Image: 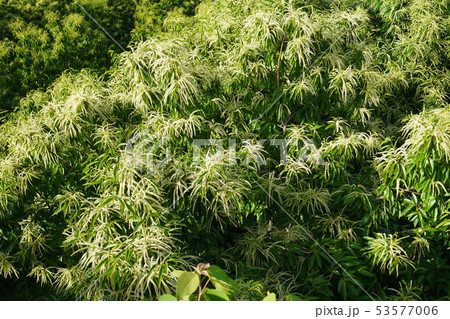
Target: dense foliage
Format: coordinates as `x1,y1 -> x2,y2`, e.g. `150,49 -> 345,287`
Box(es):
0,0 -> 449,300
0,0 -> 198,111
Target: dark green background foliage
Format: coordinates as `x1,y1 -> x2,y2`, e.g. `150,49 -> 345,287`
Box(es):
0,0 -> 199,112
0,0 -> 449,300
132,0 -> 200,38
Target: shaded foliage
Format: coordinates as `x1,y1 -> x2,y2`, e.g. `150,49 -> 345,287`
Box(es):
0,0 -> 449,300
0,0 -> 200,112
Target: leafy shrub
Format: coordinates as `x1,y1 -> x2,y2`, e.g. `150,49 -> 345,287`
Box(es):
0,0 -> 449,300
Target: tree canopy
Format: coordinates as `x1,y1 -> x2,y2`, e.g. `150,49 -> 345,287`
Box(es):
0,0 -> 198,112
0,0 -> 449,300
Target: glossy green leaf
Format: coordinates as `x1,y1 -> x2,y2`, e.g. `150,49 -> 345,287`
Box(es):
203,289 -> 230,301
176,272 -> 200,301
172,270 -> 184,278
262,292 -> 276,301
159,294 -> 177,301
207,265 -> 238,297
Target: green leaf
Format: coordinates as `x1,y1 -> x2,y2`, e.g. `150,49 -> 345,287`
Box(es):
207,265 -> 238,297
285,294 -> 302,301
176,271 -> 200,301
437,219 -> 450,229
172,270 -> 184,278
159,294 -> 177,301
262,292 -> 276,301
338,278 -> 347,300
358,268 -> 375,277
203,289 -> 230,301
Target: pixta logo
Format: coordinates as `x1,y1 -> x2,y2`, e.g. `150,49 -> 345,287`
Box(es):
126,134 -> 323,171
125,130 -> 172,174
